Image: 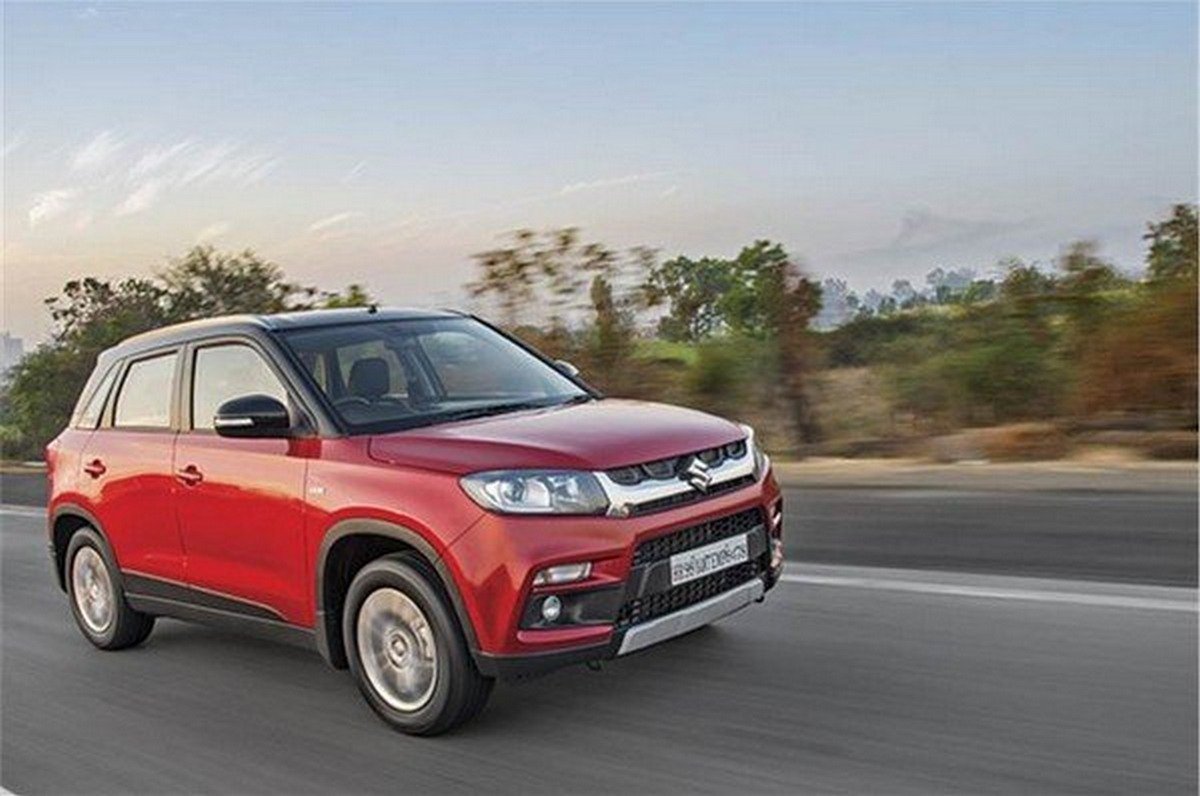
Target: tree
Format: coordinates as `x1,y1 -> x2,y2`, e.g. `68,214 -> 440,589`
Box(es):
160,247 -> 318,318
925,267 -> 975,304
468,228 -> 625,329
642,255 -> 732,341
1074,206 -> 1198,415
1,246 -> 372,458
1054,241 -> 1129,358
322,283 -> 373,308
1144,203 -> 1198,283
890,279 -> 921,309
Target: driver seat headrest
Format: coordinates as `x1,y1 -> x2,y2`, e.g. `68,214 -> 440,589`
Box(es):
348,357 -> 390,399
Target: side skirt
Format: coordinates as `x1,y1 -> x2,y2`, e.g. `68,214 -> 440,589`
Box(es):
123,574 -> 315,650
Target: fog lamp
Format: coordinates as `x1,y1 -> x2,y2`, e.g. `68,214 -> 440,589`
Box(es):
533,562 -> 592,586
770,539 -> 784,570
541,595 -> 563,623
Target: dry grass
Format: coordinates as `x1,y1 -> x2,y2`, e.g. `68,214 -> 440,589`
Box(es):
975,423 -> 1071,461
809,367 -> 898,441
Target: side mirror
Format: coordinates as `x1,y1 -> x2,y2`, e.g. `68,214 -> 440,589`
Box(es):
213,394 -> 292,438
553,359 -> 580,379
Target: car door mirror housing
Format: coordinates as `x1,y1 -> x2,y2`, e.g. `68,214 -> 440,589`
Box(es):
213,394 -> 292,438
553,359 -> 580,379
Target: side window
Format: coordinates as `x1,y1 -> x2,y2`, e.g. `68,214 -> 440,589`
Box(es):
73,363 -> 120,429
113,352 -> 178,429
192,344 -> 288,430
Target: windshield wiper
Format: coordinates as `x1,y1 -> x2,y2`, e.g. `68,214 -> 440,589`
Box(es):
556,393 -> 595,406
422,395 -> 591,426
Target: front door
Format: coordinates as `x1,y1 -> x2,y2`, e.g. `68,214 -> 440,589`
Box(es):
172,341 -> 309,624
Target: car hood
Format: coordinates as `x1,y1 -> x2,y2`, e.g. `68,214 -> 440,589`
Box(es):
367,398 -> 744,474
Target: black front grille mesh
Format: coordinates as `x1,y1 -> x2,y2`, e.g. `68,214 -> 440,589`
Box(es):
628,475 -> 756,516
617,560 -> 763,628
632,506 -> 763,567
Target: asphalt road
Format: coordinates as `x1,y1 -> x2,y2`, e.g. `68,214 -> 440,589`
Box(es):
2,498 -> 1197,794
789,485 -> 1198,587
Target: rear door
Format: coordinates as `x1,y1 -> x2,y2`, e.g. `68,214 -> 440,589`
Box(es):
172,339 -> 309,624
78,349 -> 187,584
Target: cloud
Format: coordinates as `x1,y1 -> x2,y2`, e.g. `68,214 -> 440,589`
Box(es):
28,189 -> 80,228
559,171 -> 668,195
130,140 -> 195,180
104,138 -> 278,217
342,160 -> 367,183
196,221 -> 231,243
126,139 -> 277,189
2,132 -> 26,159
115,180 -> 163,216
309,212 -> 359,233
660,185 -> 679,198
71,130 -> 124,172
76,6 -> 100,20
74,211 -> 94,232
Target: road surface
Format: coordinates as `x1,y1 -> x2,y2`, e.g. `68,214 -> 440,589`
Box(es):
2,492 -> 1196,794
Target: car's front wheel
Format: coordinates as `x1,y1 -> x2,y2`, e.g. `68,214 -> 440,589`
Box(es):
65,527 -> 155,650
343,554 -> 493,735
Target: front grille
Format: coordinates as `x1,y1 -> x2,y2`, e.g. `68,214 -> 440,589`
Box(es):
632,506 -> 763,567
616,507 -> 767,628
616,560 -> 763,628
605,440 -> 747,486
627,475 -> 756,516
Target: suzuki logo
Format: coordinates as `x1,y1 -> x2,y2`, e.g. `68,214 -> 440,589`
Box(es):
684,457 -> 713,492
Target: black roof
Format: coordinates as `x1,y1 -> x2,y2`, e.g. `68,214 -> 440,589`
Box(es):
108,307 -> 465,359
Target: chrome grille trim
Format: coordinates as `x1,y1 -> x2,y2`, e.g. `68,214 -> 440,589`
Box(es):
594,440 -> 756,517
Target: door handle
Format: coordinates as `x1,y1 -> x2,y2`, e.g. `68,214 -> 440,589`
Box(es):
176,465 -> 204,486
83,459 -> 106,478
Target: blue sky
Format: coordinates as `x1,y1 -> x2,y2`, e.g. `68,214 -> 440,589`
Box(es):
3,1 -> 1196,341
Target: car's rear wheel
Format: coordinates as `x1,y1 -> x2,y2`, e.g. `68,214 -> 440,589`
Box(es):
343,554 -> 493,735
65,527 -> 155,650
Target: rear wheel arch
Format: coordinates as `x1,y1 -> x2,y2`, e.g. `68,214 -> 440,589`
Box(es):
50,504 -> 107,591
314,518 -> 480,670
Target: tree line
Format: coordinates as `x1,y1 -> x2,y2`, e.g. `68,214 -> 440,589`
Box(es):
0,248 -> 370,457
0,204 -> 1194,459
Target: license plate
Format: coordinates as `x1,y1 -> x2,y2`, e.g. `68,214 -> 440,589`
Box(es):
669,533 -> 749,586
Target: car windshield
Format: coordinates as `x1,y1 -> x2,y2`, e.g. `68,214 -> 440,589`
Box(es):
279,317 -> 589,433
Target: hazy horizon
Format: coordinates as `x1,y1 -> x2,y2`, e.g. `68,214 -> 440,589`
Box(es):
3,1 -> 1196,342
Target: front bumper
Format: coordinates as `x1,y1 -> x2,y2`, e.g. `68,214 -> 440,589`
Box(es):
617,577 -> 763,655
459,474 -> 783,679
475,575 -> 768,678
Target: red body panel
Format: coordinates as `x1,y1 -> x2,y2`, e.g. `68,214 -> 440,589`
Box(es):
71,430 -> 187,583
50,385 -> 779,660
367,398 -> 744,473
172,434 -> 310,623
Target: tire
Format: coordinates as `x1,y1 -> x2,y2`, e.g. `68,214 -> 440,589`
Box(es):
65,527 -> 155,650
343,553 -> 493,736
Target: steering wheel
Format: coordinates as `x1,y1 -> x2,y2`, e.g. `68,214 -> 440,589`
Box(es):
333,396 -> 371,411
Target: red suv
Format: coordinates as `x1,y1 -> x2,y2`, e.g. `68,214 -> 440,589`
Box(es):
46,309 -> 783,734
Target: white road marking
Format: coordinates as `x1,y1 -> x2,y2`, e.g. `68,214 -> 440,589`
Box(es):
4,504 -> 1194,613
0,505 -> 47,519
780,572 -> 1198,613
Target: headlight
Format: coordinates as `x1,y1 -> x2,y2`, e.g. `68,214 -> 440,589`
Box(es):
460,470 -> 610,515
740,424 -> 770,481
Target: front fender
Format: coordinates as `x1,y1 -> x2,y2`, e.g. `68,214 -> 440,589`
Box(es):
312,516 -> 484,669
